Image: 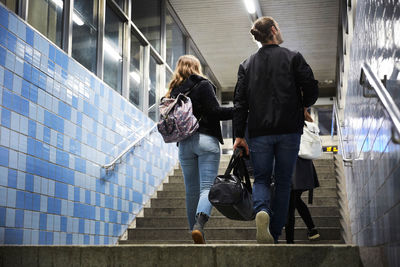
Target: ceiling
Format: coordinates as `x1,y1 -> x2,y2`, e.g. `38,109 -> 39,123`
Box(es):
169,0 -> 339,99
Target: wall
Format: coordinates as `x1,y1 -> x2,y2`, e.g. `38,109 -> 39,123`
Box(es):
0,4 -> 178,245
343,0 -> 400,265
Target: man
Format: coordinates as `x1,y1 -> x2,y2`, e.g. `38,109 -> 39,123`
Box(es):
233,16 -> 318,243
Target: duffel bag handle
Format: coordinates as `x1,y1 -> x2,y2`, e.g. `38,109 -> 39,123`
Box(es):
224,147 -> 246,176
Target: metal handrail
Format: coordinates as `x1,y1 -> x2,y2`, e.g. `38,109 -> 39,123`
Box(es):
360,62 -> 400,144
333,99 -> 354,166
103,124 -> 158,172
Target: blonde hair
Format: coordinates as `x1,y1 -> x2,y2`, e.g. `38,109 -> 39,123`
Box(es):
166,55 -> 203,97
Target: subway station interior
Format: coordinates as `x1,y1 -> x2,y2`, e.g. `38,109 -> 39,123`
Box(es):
0,0 -> 399,266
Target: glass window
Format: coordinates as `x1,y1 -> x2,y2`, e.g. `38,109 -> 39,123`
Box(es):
188,43 -> 197,57
0,0 -> 18,12
166,9 -> 185,70
148,56 -> 158,121
28,0 -> 63,47
188,43 -> 206,74
72,0 -> 98,73
165,69 -> 172,97
131,0 -> 161,53
129,33 -> 143,109
103,4 -> 123,93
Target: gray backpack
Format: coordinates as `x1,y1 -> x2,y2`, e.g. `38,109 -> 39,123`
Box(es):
157,83 -> 200,143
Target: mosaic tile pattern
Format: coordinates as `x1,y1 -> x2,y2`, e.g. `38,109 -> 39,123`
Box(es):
344,0 -> 400,265
0,4 -> 178,245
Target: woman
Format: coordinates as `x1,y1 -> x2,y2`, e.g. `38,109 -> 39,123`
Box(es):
285,112 -> 320,244
166,55 -> 233,244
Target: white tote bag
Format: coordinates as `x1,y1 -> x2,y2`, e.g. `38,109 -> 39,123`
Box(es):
298,121 -> 322,160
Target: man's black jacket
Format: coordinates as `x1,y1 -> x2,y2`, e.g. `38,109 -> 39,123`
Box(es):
170,75 -> 233,144
233,44 -> 319,138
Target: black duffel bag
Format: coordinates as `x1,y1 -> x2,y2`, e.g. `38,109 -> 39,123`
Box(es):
208,148 -> 255,221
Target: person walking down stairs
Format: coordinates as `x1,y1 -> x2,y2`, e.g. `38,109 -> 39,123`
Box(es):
165,55 -> 234,244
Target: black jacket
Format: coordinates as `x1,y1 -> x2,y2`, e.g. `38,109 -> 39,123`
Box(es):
170,75 -> 233,144
292,158 -> 319,191
233,44 -> 319,138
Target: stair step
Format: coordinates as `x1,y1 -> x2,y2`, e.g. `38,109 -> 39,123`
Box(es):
2,244 -> 360,266
215,161 -> 335,170
135,216 -> 340,228
163,182 -> 337,195
219,153 -> 334,161
143,206 -> 340,217
128,227 -> 341,241
157,187 -> 338,197
171,170 -> 336,180
150,196 -> 338,208
119,239 -> 344,244
167,176 -> 338,188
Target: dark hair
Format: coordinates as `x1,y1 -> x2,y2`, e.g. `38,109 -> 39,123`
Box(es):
250,16 -> 276,43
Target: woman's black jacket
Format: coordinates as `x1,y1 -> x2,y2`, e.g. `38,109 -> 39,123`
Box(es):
170,75 -> 233,144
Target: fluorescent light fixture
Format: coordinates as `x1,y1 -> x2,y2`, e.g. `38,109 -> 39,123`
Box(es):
72,13 -> 84,26
104,39 -> 122,61
244,0 -> 256,14
51,0 -> 63,8
130,71 -> 141,84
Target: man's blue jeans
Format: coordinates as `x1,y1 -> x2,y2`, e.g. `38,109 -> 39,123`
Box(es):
178,133 -> 220,230
249,133 -> 301,241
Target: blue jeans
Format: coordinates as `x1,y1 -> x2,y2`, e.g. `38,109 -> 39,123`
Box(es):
178,133 -> 220,230
249,133 -> 301,241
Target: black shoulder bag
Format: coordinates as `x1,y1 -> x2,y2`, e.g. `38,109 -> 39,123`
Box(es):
208,148 -> 255,221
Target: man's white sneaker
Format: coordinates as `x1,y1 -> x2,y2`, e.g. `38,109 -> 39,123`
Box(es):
255,211 -> 274,244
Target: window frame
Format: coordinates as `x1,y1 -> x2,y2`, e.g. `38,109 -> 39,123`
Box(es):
13,0 -> 220,119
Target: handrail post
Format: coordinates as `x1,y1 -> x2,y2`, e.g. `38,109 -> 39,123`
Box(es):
333,99 -> 354,167
360,62 -> 400,146
102,124 -> 158,172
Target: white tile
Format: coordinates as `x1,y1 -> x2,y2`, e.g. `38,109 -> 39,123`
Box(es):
16,171 -> 25,190
8,149 -> 17,169
31,230 -> 39,244
40,195 -> 47,212
1,126 -> 11,147
6,208 -> 15,227
11,111 -> 20,132
24,210 -> 32,229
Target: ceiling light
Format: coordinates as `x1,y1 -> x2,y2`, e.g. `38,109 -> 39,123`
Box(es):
244,0 -> 256,14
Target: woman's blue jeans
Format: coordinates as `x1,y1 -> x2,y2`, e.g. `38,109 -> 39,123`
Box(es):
178,133 -> 220,230
249,133 -> 301,241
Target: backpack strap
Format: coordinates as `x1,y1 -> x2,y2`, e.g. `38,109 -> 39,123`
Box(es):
183,80 -> 203,97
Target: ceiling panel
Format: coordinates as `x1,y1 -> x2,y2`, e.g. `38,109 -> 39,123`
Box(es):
169,0 -> 339,95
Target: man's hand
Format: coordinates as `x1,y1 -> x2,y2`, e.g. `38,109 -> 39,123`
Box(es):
233,137 -> 249,156
304,108 -> 313,122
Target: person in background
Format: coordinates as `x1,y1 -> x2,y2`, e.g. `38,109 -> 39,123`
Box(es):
285,111 -> 321,243
166,55 -> 234,244
233,16 -> 319,243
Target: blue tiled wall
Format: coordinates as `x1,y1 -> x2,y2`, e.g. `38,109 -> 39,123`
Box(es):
344,0 -> 400,265
0,4 -> 178,245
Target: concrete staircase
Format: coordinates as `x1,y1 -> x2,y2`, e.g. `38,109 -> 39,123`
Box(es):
0,152 -> 362,267
121,153 -> 343,244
